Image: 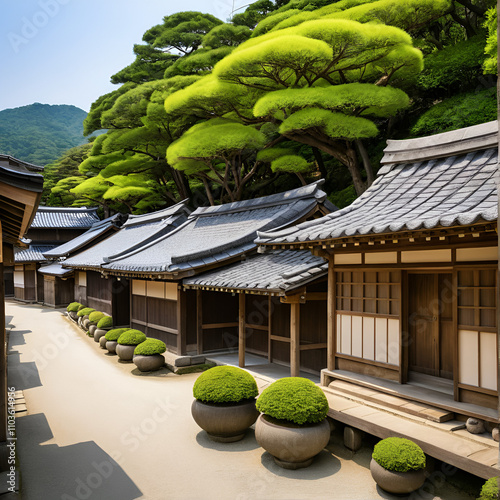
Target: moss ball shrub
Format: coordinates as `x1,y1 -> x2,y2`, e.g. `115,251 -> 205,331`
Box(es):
193,366 -> 258,404
105,328 -> 129,342
372,437 -> 426,473
256,377 -> 328,425
89,311 -> 105,324
134,338 -> 166,356
478,477 -> 500,500
67,302 -> 82,312
117,329 -> 146,346
77,307 -> 95,317
77,304 -> 86,311
97,316 -> 113,329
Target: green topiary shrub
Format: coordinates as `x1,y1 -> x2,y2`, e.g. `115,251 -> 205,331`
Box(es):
478,477 -> 500,500
77,307 -> 95,317
67,302 -> 82,312
134,338 -> 167,356
105,328 -> 129,341
117,329 -> 146,346
193,366 -> 258,404
77,304 -> 86,311
256,377 -> 328,425
372,437 -> 426,473
88,311 -> 105,324
97,316 -> 113,329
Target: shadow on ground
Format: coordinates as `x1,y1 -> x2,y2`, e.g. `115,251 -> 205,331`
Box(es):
17,413 -> 142,500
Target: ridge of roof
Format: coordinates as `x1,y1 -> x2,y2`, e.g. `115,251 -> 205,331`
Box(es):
190,180 -> 326,218
381,121 -> 498,167
36,206 -> 99,213
123,200 -> 191,227
0,154 -> 44,172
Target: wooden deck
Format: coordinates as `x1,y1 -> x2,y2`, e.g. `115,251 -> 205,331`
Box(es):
321,372 -> 499,479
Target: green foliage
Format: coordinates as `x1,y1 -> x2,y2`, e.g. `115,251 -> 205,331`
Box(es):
478,477 -> 500,500
280,109 -> 379,140
66,302 -> 82,312
410,88 -> 497,137
256,377 -> 329,425
483,8 -> 497,74
418,35 -> 487,94
134,338 -> 167,356
88,311 -> 105,324
271,155 -> 310,173
232,0 -> 277,28
202,24 -> 251,48
252,9 -> 302,37
0,103 -> 88,166
97,316 -> 113,329
372,437 -> 426,472
328,185 -> 357,208
105,328 -> 130,341
193,366 -> 258,403
77,308 -> 95,317
117,329 -> 147,346
164,47 -> 234,78
77,304 -> 86,311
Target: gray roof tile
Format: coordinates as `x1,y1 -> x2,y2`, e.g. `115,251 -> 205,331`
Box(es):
31,207 -> 100,229
15,245 -> 56,263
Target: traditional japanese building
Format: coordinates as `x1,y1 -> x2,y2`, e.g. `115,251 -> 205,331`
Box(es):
65,182 -> 331,355
183,249 -> 328,375
63,202 -> 191,326
38,213 -> 127,307
0,154 -> 43,457
256,122 -> 498,420
13,206 -> 100,303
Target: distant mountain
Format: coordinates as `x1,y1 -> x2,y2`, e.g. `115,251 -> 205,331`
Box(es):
0,103 -> 88,166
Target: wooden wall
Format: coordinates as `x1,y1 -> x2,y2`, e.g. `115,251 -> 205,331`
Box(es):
43,276 -> 74,308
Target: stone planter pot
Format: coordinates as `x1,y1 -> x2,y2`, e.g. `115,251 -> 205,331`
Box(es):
133,354 -> 165,372
255,414 -> 330,469
83,318 -> 91,330
88,325 -> 97,337
116,344 -> 136,362
99,336 -> 108,349
370,458 -> 425,494
68,311 -> 78,321
94,329 -> 108,343
106,340 -> 118,354
191,398 -> 259,443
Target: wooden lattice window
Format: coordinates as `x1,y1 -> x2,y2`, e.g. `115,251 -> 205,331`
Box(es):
336,271 -> 401,316
458,269 -> 496,331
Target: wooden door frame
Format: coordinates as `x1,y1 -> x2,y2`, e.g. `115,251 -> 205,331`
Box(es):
403,269 -> 456,386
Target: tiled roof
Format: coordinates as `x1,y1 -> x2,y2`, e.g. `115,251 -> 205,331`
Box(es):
38,263 -> 74,277
256,125 -> 498,245
183,250 -> 327,294
101,181 -> 328,275
31,207 -> 100,229
62,201 -> 191,270
0,154 -> 44,173
43,213 -> 127,259
15,245 -> 56,263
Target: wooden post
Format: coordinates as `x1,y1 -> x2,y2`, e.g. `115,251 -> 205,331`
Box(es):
176,287 -> 187,355
196,289 -> 203,354
290,302 -> 300,377
327,258 -> 336,371
0,261 -> 6,443
239,294 -> 245,367
268,296 -> 272,363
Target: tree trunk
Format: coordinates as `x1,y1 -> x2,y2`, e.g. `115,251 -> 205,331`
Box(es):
296,172 -> 307,186
201,177 -> 215,206
312,147 -> 328,179
355,139 -> 375,187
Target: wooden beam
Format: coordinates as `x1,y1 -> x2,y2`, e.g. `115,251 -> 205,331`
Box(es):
290,302 -> 300,377
304,292 -> 327,301
202,322 -> 239,330
299,343 -> 327,351
281,288 -> 307,304
270,335 -> 290,343
176,287 -> 187,355
327,258 -> 336,372
196,289 -> 203,355
239,294 -> 245,368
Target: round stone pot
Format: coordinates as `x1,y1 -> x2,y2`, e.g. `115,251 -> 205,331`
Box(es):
191,398 -> 259,443
68,311 -> 78,321
106,340 -> 118,354
133,354 -> 165,372
83,318 -> 91,330
116,344 -> 136,362
94,329 -> 107,343
88,325 -> 97,337
370,458 -> 426,494
99,336 -> 108,349
255,414 -> 330,470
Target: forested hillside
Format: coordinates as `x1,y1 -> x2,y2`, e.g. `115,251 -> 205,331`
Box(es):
0,103 -> 88,166
47,0 -> 497,214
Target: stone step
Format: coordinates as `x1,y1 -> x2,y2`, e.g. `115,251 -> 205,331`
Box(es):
327,379 -> 454,423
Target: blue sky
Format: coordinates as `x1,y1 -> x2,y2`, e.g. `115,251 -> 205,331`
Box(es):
1,0 -> 256,112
